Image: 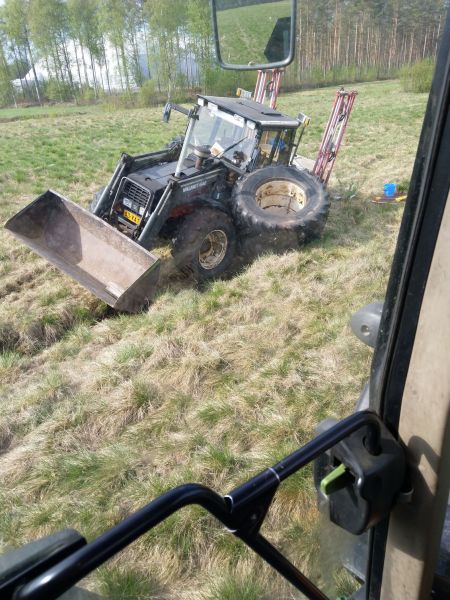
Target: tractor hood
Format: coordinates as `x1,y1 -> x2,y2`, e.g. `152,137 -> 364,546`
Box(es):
127,158 -> 200,193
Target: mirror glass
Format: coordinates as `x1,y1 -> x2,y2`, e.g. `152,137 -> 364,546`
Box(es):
213,0 -> 295,70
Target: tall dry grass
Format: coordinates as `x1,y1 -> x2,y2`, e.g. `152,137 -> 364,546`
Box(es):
0,80 -> 426,598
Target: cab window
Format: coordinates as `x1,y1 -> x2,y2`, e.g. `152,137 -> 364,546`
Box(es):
257,128 -> 294,166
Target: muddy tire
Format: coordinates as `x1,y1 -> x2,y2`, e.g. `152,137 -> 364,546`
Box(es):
172,208 -> 236,281
232,166 -> 330,245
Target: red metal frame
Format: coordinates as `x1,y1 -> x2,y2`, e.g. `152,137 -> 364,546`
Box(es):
251,75 -> 357,187
254,69 -> 284,109
312,89 -> 357,185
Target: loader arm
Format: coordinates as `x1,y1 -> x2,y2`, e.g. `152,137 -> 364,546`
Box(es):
93,144 -> 184,219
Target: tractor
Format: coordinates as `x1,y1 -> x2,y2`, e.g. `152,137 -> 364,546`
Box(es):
5,90 -> 355,312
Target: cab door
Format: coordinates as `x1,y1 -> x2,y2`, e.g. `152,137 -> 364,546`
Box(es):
366,8 -> 450,598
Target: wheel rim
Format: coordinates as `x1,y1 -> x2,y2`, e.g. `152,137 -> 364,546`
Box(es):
255,180 -> 307,215
198,230 -> 228,270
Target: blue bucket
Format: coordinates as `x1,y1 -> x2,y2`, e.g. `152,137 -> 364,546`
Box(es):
384,183 -> 396,197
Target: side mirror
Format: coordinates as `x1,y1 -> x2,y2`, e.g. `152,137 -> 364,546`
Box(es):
211,0 -> 297,71
350,301 -> 384,348
162,102 -> 172,123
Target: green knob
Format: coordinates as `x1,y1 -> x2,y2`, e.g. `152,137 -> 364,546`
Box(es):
320,462 -> 353,495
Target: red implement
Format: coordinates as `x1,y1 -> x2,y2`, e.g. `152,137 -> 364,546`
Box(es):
253,68 -> 284,109
313,89 -> 357,186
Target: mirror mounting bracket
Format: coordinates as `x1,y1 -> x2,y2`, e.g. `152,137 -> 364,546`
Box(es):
163,102 -> 198,123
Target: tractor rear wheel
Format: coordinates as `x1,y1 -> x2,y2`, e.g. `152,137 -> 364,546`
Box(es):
172,209 -> 237,281
232,166 -> 330,246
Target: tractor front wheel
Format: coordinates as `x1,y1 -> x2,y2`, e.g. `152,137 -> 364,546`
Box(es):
172,208 -> 237,280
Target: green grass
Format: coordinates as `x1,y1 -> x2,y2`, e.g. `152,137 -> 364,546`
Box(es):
400,58 -> 435,93
0,80 -> 427,598
0,103 -> 101,122
98,567 -> 160,600
205,574 -> 265,600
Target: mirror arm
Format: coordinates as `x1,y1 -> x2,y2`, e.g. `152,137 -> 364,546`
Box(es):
163,102 -> 198,123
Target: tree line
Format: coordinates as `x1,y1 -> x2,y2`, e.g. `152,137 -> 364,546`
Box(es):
0,0 -> 448,107
286,0 -> 448,88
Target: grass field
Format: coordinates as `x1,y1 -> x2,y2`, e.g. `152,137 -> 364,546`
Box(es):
0,80 -> 427,599
0,103 -> 102,122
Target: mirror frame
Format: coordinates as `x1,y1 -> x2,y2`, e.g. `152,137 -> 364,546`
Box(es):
210,0 -> 297,71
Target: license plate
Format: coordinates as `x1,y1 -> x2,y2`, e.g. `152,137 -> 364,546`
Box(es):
123,209 -> 141,225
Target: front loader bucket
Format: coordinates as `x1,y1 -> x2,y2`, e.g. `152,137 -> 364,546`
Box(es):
5,190 -> 161,313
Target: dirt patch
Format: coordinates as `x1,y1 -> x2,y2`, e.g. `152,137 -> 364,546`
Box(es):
0,425 -> 13,454
0,267 -> 47,300
0,302 -> 110,355
0,323 -> 21,353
